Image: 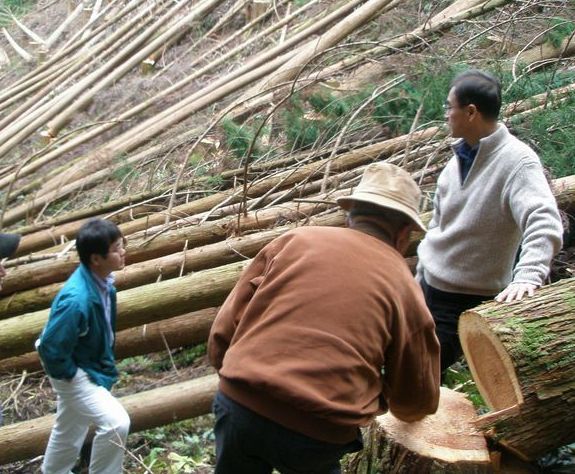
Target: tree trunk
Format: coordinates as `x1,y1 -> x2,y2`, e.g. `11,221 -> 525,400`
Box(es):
0,261 -> 247,361
459,278 -> 575,461
0,307 -> 218,373
516,36 -> 575,70
0,373 -> 218,465
0,210 -> 343,316
124,196 -> 334,264
345,387 -> 492,473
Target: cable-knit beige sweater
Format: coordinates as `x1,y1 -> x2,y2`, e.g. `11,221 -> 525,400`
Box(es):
417,124 -> 563,296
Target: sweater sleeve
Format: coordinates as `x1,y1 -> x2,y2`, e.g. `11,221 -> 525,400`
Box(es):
207,239 -> 279,372
37,297 -> 86,380
504,162 -> 563,286
382,304 -> 440,422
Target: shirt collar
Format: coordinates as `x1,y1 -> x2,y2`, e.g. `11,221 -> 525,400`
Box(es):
91,271 -> 115,292
454,140 -> 479,161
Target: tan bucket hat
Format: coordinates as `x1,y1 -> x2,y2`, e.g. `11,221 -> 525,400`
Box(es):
337,162 -> 426,232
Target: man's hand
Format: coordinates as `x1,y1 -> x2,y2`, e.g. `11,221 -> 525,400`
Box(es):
495,283 -> 538,303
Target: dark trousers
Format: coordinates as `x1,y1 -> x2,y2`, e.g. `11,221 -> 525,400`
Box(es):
212,391 -> 363,474
420,278 -> 492,374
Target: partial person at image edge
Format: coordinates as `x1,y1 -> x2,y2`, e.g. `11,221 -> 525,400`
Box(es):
0,232 -> 21,426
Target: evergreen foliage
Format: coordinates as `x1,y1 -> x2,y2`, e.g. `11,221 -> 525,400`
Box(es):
0,0 -> 35,25
544,18 -> 575,49
511,94 -> 575,178
221,118 -> 261,161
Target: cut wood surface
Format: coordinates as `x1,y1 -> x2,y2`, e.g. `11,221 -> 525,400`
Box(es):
345,387 -> 492,473
460,278 -> 575,461
0,307 -> 218,373
0,373 -> 218,465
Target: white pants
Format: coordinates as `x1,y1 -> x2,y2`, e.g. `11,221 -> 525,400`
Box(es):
42,368 -> 130,474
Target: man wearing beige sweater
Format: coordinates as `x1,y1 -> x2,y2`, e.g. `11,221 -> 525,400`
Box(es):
417,69 -> 563,373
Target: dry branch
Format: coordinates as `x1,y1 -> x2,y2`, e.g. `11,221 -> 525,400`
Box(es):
2,28 -> 33,62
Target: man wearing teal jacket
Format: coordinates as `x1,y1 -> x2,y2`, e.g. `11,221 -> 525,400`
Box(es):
37,219 -> 130,474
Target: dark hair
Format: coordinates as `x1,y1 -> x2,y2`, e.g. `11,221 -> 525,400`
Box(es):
76,219 -> 123,267
451,69 -> 501,120
349,201 -> 412,235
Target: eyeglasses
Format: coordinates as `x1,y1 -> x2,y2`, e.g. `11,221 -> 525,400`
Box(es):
443,102 -> 470,112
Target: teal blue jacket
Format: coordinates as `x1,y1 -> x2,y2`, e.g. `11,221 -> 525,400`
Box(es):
37,264 -> 118,390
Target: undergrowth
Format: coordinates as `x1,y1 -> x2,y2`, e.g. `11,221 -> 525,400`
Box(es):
510,94 -> 575,178
0,0 -> 35,26
544,17 -> 575,49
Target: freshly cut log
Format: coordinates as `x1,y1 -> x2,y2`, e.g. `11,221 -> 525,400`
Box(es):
459,278 -> 575,461
0,307 -> 218,373
0,373 -> 218,465
345,387 -> 492,473
0,261 -> 248,361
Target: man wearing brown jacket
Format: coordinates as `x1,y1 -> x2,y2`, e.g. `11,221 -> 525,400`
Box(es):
208,162 -> 440,474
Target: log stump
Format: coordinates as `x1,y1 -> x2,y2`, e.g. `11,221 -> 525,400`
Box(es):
459,278 -> 575,460
345,387 -> 492,473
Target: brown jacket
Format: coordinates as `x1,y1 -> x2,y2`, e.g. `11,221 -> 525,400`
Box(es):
208,226 -> 440,443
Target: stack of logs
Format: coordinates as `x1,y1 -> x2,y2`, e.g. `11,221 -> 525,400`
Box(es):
0,135 -> 573,469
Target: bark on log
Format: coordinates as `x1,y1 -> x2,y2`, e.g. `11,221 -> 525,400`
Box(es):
0,307 -> 218,373
124,192 -> 335,264
0,373 -> 218,465
0,210 -> 343,317
515,36 -> 575,69
459,278 -> 575,461
0,261 -> 247,361
3,166 -> 572,301
345,387 -> 492,473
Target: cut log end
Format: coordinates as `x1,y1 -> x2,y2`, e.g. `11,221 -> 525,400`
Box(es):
346,388 -> 492,473
459,311 -> 523,411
